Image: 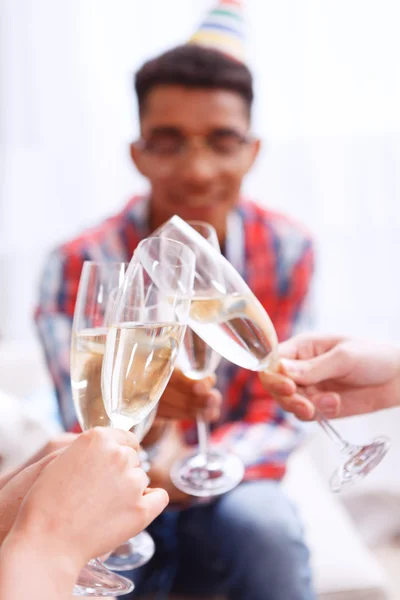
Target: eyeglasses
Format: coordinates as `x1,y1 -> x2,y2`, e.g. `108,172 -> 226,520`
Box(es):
136,129 -> 253,158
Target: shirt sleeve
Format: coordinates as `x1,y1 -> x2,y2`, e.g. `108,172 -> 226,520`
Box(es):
34,250 -> 83,432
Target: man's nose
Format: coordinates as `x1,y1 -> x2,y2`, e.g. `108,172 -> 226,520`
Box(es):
180,146 -> 217,185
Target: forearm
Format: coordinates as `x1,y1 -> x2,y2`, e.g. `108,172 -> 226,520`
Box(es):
0,531 -> 78,600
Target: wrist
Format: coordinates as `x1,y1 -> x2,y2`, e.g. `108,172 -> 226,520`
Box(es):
12,506 -> 85,577
1,527 -> 79,590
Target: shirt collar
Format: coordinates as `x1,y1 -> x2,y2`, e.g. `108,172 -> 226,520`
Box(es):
129,195 -> 245,277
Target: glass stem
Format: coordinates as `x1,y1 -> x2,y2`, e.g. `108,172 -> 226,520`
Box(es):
197,415 -> 209,461
315,409 -> 349,452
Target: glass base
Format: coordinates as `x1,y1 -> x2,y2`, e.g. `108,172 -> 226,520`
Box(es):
73,558 -> 134,596
330,436 -> 390,493
171,450 -> 245,497
104,531 -> 155,572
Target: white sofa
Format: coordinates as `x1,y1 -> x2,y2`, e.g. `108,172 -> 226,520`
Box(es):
0,340 -> 391,599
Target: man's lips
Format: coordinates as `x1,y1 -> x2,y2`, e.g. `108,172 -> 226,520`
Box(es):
171,196 -> 218,208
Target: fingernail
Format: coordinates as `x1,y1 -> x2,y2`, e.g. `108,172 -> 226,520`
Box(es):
317,395 -> 339,418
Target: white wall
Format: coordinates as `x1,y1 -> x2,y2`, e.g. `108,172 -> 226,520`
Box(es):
1,0 -> 400,343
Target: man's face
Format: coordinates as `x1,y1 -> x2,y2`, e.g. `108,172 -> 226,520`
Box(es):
131,85 -> 259,239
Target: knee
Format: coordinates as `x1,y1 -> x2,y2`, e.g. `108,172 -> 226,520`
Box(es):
239,508 -> 307,567
215,482 -> 309,564
213,483 -> 314,598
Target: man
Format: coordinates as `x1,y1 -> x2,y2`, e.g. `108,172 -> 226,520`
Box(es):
35,2 -> 315,598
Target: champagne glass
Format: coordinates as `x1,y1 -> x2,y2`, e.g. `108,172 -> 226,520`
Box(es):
101,237 -> 195,434
71,261 -> 158,580
150,217 -> 391,494
70,261 -> 133,597
155,220 -> 244,496
104,407 -> 157,571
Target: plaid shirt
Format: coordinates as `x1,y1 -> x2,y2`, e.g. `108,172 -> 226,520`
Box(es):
35,195 -> 314,481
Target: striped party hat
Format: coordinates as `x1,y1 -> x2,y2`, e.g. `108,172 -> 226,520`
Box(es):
189,0 -> 246,64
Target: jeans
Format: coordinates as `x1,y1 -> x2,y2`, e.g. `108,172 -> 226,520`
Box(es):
129,480 -> 315,600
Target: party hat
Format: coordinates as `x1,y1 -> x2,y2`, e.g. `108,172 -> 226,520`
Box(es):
189,0 -> 246,64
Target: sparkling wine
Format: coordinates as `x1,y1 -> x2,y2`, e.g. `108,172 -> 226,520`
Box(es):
71,328 -> 110,430
177,323 -> 221,380
183,294 -> 278,372
102,322 -> 185,430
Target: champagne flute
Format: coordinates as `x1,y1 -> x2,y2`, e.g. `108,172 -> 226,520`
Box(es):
156,220 -> 244,496
150,217 -> 391,494
70,261 -> 133,597
102,237 -> 195,434
104,407 -> 157,571
71,261 -> 158,578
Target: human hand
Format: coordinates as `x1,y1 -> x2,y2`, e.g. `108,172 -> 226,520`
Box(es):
147,422 -> 192,505
0,451 -> 61,545
0,433 -> 78,493
157,369 -> 222,423
10,428 -> 169,570
259,334 -> 400,420
26,433 -> 78,466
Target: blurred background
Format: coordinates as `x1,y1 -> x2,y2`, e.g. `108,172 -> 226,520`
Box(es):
1,0 -> 400,597
1,0 -> 400,343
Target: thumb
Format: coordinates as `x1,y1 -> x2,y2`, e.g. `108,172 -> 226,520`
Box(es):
139,488 -> 169,525
280,347 -> 347,386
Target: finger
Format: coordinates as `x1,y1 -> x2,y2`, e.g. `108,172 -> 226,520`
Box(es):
194,388 -> 222,409
280,346 -> 349,387
201,391 -> 223,422
310,392 -> 342,419
160,385 -> 221,420
156,402 -> 189,420
277,338 -> 305,360
199,393 -> 222,423
259,371 -> 297,396
278,334 -> 345,361
192,376 -> 216,395
121,446 -> 141,469
139,488 -> 169,523
170,369 -> 202,393
131,468 -> 152,494
92,427 -> 140,451
272,392 -> 316,421
201,405 -> 221,423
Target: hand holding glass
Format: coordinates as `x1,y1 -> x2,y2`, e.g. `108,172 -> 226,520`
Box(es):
153,219 -> 244,496
101,237 -> 194,435
70,262 -> 158,590
151,217 -> 390,494
70,261 -> 134,597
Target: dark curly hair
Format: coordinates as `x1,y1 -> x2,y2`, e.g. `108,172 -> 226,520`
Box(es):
135,44 -> 253,116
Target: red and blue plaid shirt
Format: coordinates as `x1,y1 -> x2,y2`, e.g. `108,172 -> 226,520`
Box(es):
35,195 -> 314,481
